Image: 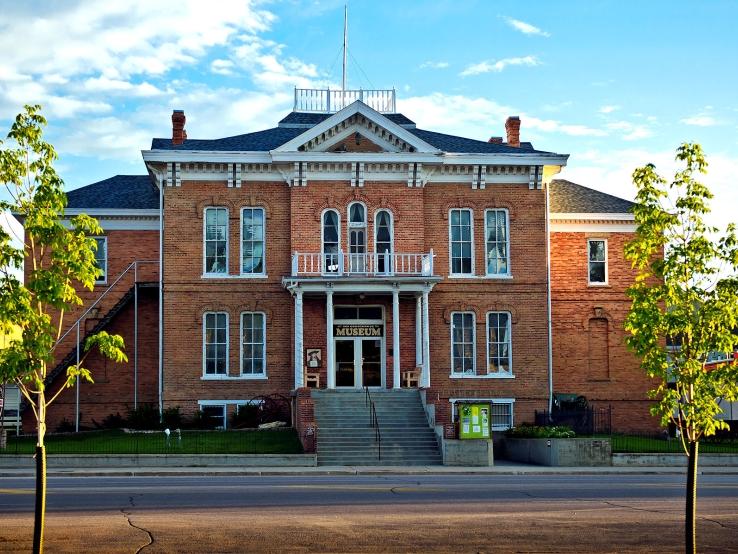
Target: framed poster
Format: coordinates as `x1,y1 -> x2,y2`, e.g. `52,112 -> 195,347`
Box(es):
306,348 -> 322,368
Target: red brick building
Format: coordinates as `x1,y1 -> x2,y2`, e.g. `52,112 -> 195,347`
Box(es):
17,89 -> 658,442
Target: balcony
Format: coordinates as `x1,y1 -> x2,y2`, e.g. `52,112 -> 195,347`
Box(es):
293,88 -> 396,113
291,251 -> 434,278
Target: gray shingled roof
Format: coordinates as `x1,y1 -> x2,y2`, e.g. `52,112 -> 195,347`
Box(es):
549,179 -> 634,213
150,112 -> 553,155
66,175 -> 159,210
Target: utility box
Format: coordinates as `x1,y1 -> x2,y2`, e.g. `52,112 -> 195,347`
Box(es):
458,403 -> 491,440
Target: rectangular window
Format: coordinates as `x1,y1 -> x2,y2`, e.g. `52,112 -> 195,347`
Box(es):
241,208 -> 265,275
490,402 -> 513,430
93,237 -> 107,283
485,209 -> 509,276
204,207 -> 228,274
449,208 -> 473,275
451,312 -> 476,374
203,312 -> 228,376
241,312 -> 266,376
487,312 -> 512,375
199,404 -> 226,429
588,239 -> 607,284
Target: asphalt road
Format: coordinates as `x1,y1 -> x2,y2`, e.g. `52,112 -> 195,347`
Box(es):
1,474 -> 737,553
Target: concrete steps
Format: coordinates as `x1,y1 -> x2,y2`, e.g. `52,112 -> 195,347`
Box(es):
313,390 -> 442,466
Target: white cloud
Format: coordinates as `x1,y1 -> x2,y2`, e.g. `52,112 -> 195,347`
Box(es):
420,61 -> 449,69
503,17 -> 550,37
210,59 -> 236,76
460,56 -> 540,76
605,121 -> 654,141
526,116 -> 607,137
599,105 -> 620,114
82,77 -> 163,97
681,114 -> 718,127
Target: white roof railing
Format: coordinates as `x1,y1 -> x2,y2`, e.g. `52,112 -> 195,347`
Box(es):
294,88 -> 396,113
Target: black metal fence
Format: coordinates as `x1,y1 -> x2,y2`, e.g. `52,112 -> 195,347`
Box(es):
0,428 -> 302,456
535,407 -> 612,435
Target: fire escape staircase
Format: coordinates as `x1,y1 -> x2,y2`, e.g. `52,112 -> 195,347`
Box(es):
19,260 -> 158,414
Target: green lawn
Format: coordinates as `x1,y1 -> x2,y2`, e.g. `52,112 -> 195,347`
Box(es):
1,428 -> 303,455
609,435 -> 738,454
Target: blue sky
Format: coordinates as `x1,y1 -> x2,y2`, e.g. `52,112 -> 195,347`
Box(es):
1,0 -> 737,232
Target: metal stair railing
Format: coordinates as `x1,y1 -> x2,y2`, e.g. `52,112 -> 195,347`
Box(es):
364,386 -> 381,461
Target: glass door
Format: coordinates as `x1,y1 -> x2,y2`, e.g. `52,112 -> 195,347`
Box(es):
361,339 -> 382,387
335,339 -> 356,387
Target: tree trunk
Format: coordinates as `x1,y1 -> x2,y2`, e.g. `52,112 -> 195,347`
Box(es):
33,445 -> 46,554
685,440 -> 698,554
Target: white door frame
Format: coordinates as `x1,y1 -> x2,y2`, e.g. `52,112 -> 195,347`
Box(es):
332,306 -> 385,389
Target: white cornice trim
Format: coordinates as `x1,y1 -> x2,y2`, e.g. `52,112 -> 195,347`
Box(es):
272,101 -> 440,154
550,212 -> 634,221
550,222 -> 637,233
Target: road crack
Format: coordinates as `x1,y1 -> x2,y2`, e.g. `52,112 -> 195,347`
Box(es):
121,494 -> 154,554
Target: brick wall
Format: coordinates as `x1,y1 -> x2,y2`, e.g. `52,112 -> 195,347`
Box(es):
550,230 -> 659,432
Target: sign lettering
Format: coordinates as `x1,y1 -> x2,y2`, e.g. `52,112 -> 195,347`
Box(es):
334,325 -> 383,337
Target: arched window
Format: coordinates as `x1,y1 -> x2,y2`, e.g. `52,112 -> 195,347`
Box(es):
322,209 -> 340,273
348,202 -> 367,273
375,210 -> 393,274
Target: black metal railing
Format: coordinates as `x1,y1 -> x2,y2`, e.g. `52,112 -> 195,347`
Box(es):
535,407 -> 612,435
364,386 -> 382,461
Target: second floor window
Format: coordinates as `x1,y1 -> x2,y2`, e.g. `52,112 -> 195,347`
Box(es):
203,312 -> 228,376
204,207 -> 228,274
348,202 -> 366,273
451,312 -> 476,374
449,208 -> 473,275
485,209 -> 509,276
93,236 -> 107,284
375,210 -> 393,273
588,239 -> 607,284
241,207 -> 265,275
322,210 -> 340,273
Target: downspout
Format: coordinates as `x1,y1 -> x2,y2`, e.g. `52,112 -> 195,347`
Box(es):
545,177 -> 554,415
158,176 -> 164,417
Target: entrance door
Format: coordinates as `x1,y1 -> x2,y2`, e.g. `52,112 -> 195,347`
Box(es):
334,338 -> 383,388
335,340 -> 356,387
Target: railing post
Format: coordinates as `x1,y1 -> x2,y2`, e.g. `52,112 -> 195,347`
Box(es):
292,252 -> 298,276
338,250 -> 344,277
326,89 -> 330,112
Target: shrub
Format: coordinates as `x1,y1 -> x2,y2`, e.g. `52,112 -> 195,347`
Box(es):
161,406 -> 183,429
231,404 -> 259,428
505,424 -> 576,439
126,404 -> 161,430
55,418 -> 75,433
95,412 -> 126,430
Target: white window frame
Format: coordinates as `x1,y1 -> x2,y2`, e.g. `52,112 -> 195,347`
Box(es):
450,397 -> 515,431
196,401 -> 227,430
92,236 -> 108,285
240,207 -> 266,277
321,208 -> 341,274
240,311 -> 267,379
486,311 -> 514,378
374,209 -> 394,274
448,208 -> 475,276
587,238 -> 608,285
484,209 -> 511,277
203,207 -> 229,276
347,202 -> 367,273
202,311 -> 229,378
450,311 -> 476,376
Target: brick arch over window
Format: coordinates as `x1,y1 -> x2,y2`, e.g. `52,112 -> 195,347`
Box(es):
440,198 -> 481,220
314,195 -> 340,222
196,307 -> 231,325
237,194 -> 273,219
375,197 -> 401,222
195,198 -> 235,218
481,304 -> 519,324
442,304 -> 481,323
235,303 -> 273,320
581,306 -> 615,330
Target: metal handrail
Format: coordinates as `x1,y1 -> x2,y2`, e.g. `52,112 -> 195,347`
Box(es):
364,386 -> 382,461
53,260 -> 158,349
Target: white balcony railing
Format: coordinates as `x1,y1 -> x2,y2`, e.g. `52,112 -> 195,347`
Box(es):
293,88 -> 396,113
291,250 -> 434,277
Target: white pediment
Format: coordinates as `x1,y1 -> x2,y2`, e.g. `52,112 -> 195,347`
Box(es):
272,101 -> 440,154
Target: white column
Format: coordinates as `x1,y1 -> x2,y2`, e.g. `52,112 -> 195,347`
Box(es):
326,290 -> 335,389
415,294 -> 423,368
294,289 -> 304,389
392,287 -> 401,389
421,289 -> 431,388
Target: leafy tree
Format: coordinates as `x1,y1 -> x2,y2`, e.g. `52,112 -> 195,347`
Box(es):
625,143 -> 738,554
0,105 -> 127,553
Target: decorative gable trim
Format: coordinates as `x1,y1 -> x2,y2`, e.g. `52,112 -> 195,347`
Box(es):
272,101 -> 440,154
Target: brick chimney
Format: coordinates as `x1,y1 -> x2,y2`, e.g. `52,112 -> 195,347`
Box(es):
172,110 -> 187,145
505,116 -> 520,148
488,136 -> 503,144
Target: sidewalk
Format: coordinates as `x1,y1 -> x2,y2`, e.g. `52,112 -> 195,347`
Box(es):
1,460 -> 736,478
